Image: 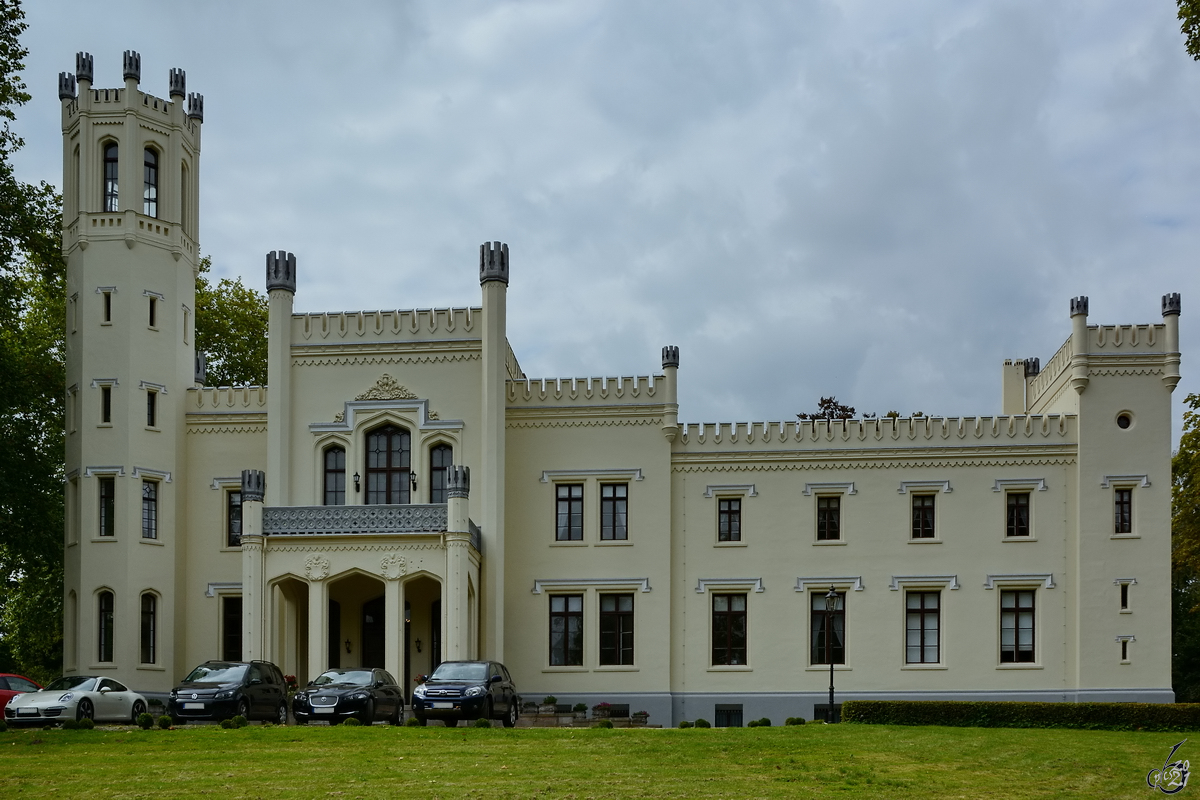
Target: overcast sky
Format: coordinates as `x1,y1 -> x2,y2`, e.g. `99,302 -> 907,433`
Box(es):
15,1 -> 1200,438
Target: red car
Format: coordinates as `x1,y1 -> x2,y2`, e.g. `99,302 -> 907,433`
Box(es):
0,674 -> 42,710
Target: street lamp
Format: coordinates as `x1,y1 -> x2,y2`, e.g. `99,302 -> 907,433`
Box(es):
825,585 -> 838,724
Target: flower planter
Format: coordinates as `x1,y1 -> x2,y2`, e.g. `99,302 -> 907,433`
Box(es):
631,714 -> 649,727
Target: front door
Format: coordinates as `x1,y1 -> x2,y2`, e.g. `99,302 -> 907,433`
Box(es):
362,597 -> 385,668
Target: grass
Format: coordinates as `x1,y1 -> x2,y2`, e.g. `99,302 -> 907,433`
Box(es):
0,721 -> 1192,798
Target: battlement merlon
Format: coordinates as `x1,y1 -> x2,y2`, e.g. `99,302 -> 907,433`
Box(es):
266,250 -> 297,294
58,73 -> 76,101
169,68 -> 185,98
122,50 -> 141,84
506,374 -> 666,408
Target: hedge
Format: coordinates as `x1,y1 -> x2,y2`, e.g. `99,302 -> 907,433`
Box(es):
841,701 -> 1200,732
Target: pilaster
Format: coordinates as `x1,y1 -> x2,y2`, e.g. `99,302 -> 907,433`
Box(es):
240,470 -> 266,660
479,243 -> 508,660
265,251 -> 296,506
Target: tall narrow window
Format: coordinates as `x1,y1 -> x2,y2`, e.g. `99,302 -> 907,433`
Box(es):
366,425 -> 410,504
911,495 -> 935,538
141,481 -> 158,539
98,591 -> 114,662
103,143 -> 119,212
600,483 -> 628,540
1006,493 -> 1030,537
323,446 -> 346,506
222,596 -> 243,661
556,484 -> 583,541
140,594 -> 157,664
905,591 -> 940,663
180,163 -> 189,235
718,498 -> 741,542
98,477 -> 115,537
148,296 -> 157,327
1000,590 -> 1035,663
599,594 -> 634,665
146,390 -> 157,428
817,496 -> 841,540
549,595 -> 583,666
227,490 -> 242,547
1120,583 -> 1130,611
101,385 -> 112,423
810,592 -> 845,665
103,291 -> 112,323
143,148 -> 158,217
1115,489 -> 1133,534
712,594 -> 748,665
429,444 -> 452,503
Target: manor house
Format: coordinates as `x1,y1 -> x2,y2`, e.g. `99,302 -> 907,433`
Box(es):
56,52 -> 1179,723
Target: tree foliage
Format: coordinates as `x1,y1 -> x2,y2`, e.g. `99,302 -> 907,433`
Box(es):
1179,0 -> 1200,61
195,256 -> 268,387
1172,392 -> 1200,701
0,0 -> 65,684
798,396 -> 860,420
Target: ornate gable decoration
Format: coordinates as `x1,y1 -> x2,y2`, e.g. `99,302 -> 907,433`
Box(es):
356,374 -> 417,401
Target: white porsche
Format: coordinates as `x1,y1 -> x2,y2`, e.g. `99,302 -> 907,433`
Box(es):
3,676 -> 147,725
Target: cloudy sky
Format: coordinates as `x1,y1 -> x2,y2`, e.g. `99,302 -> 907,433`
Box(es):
14,1 -> 1200,438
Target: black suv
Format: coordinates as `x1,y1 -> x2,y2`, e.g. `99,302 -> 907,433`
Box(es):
411,661 -> 520,727
168,660 -> 288,724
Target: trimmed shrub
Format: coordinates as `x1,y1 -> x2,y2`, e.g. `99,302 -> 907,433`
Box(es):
694,718 -> 711,728
542,696 -> 557,705
592,719 -> 614,729
756,717 -> 772,727
219,718 -> 235,729
0,719 -> 7,733
342,717 -> 362,726
77,717 -> 95,730
678,720 -> 693,729
841,701 -> 1200,732
157,715 -> 172,730
404,716 -> 422,727
61,719 -> 79,730
231,715 -> 248,729
136,712 -> 154,730
573,703 -> 588,713
473,717 -> 492,728
785,717 -> 806,726
747,719 -> 759,728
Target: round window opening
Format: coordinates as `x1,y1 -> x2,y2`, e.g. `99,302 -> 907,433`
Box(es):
1117,413 -> 1132,429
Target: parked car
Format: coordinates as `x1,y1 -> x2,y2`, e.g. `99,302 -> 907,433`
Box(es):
411,660 -> 520,727
292,668 -> 405,725
4,676 -> 146,725
0,673 -> 41,711
168,660 -> 288,724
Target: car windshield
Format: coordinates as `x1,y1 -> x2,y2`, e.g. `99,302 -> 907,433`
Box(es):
430,663 -> 488,682
44,676 -> 96,692
183,664 -> 248,683
313,670 -> 373,687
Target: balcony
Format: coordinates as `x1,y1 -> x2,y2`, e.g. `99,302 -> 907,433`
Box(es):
263,504 -> 448,536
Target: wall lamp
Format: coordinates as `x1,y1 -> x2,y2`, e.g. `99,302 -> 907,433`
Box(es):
410,472 -> 418,491
415,638 -> 423,653
345,639 -> 352,654
353,472 -> 360,493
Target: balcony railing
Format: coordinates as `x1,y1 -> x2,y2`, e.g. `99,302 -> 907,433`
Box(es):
263,504 -> 448,536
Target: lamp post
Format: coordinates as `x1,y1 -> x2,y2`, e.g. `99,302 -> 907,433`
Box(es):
825,585 -> 838,723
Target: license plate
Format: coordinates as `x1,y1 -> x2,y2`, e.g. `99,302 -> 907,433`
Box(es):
432,702 -> 453,709
182,702 -> 204,710
17,708 -> 37,716
314,707 -> 335,714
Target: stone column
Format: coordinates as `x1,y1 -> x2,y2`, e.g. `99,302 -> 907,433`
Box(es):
445,466 -> 471,661
240,470 -> 266,660
480,243 -> 508,660
381,553 -> 406,688
1070,296 -> 1090,395
305,554 -> 330,684
1163,293 -> 1182,392
661,346 -> 680,441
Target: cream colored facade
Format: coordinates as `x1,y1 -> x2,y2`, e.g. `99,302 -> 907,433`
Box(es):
59,53 -> 1179,723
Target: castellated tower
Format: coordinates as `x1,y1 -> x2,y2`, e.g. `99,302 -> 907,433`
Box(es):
59,52 -> 202,690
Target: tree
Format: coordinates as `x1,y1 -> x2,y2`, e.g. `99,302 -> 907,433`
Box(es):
798,397 -> 859,420
0,0 -> 66,684
1172,392 -> 1200,701
194,256 -> 268,387
1179,1 -> 1200,60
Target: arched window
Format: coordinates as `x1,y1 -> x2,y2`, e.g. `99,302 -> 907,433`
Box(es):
143,148 -> 158,217
140,593 -> 157,664
324,446 -> 346,505
103,144 -> 119,212
98,591 -> 114,662
366,424 -> 410,505
429,444 -> 453,503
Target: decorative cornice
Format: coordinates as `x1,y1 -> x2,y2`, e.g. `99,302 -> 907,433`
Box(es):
356,374 -> 417,401
132,466 -> 172,483
83,465 -> 125,478
263,504 -> 448,535
898,480 -> 952,495
540,469 -> 644,484
532,578 -> 652,594
696,577 -> 765,593
889,575 -> 959,591
138,381 -> 168,395
205,582 -> 241,598
795,576 -> 864,592
672,455 -> 1076,473
983,573 -> 1056,589
186,424 -> 268,434
1100,474 -> 1151,488
268,542 -> 445,553
803,482 -> 856,496
992,478 -> 1047,492
507,418 -> 660,429
703,484 -> 757,498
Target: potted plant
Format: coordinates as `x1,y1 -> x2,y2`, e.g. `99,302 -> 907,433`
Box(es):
592,701 -> 612,719
632,710 -> 649,726
572,703 -> 588,722
539,696 -> 558,715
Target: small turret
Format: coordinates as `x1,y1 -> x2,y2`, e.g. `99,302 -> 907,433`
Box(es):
58,72 -> 76,101
187,92 -> 204,122
241,469 -> 266,503
447,465 -> 471,499
479,241 -> 509,285
265,250 -> 297,293
169,68 -> 186,99
662,345 -> 680,369
1163,293 -> 1181,392
1070,296 -> 1089,317
75,52 -> 93,85
122,50 -> 141,83
662,344 -> 680,441
1163,293 -> 1181,317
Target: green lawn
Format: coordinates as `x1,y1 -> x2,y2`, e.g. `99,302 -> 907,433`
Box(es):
0,722 -> 1191,798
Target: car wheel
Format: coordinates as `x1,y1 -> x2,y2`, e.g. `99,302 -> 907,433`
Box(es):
235,698 -> 250,720
503,702 -> 518,728
77,698 -> 94,722
132,700 -> 146,722
361,699 -> 374,725
276,704 -> 288,725
485,699 -> 494,721
295,716 -> 308,725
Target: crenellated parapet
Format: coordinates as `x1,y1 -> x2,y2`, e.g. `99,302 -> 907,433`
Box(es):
189,384 -> 268,411
291,306 -> 482,342
676,415 -> 1076,451
506,375 -> 664,406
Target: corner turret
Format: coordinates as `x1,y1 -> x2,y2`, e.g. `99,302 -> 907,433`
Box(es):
480,241 -> 509,285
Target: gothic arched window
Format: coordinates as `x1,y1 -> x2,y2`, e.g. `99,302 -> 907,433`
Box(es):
98,591 -> 115,662
324,445 -> 346,506
143,148 -> 158,217
140,593 -> 157,664
366,425 -> 410,505
103,143 -> 119,212
429,444 -> 452,503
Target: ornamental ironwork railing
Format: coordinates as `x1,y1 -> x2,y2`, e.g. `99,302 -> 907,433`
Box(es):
263,504 -> 448,536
